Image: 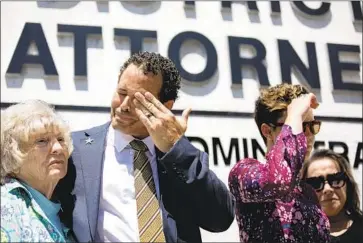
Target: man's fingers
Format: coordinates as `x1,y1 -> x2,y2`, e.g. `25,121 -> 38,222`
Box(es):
134,107 -> 152,129
144,92 -> 171,114
135,92 -> 164,117
133,99 -> 154,120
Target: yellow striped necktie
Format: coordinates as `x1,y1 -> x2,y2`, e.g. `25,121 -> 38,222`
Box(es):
130,140 -> 166,243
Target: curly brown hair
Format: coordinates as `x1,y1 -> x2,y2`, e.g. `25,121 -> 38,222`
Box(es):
301,149 -> 363,221
254,83 -> 309,144
118,51 -> 181,103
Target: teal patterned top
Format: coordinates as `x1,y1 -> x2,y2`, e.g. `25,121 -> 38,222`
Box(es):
0,178 -> 74,242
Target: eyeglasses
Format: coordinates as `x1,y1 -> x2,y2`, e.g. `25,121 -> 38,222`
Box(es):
270,120 -> 321,135
304,172 -> 347,192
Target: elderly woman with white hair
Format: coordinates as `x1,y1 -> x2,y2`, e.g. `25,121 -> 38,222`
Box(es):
1,100 -> 76,242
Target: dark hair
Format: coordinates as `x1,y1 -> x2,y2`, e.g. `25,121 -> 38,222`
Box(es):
301,149 -> 363,221
118,51 -> 181,103
254,83 -> 309,144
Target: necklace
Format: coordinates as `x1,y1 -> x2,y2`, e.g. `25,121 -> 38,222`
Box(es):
330,219 -> 353,236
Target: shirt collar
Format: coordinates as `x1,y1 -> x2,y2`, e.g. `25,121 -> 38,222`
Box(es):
3,178 -> 61,213
108,125 -> 155,155
3,177 -> 27,194
21,181 -> 61,216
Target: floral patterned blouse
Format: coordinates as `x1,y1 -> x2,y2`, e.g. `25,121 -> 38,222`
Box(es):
0,178 -> 75,242
229,125 -> 331,243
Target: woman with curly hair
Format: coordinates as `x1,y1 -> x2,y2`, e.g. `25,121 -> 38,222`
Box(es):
1,100 -> 76,242
229,83 -> 330,242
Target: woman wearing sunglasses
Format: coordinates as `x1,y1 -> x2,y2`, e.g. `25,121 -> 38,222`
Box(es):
301,149 -> 363,243
229,83 -> 330,242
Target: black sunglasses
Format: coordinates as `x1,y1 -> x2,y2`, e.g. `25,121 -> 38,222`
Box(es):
304,172 -> 347,192
270,120 -> 321,135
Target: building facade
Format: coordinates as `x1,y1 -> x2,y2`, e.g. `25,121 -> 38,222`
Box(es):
1,1 -> 362,241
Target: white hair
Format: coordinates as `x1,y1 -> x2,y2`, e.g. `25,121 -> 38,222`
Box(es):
1,100 -> 73,184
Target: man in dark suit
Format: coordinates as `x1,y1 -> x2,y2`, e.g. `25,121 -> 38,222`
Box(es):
56,52 -> 235,242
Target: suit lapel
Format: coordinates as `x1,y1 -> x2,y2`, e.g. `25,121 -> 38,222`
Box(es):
77,122 -> 110,240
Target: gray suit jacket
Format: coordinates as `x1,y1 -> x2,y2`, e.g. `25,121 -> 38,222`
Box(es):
55,122 -> 235,242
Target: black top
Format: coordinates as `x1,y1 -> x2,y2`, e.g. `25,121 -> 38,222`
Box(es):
331,219 -> 363,243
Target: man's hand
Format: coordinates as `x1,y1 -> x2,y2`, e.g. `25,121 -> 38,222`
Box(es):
133,92 -> 192,153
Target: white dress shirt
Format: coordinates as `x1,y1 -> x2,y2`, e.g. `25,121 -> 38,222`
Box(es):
95,125 -> 161,242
